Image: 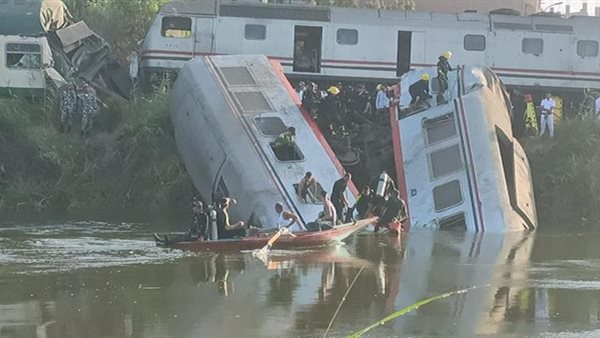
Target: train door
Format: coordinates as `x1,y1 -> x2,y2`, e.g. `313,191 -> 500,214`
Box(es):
194,16 -> 215,54
293,26 -> 322,73
397,31 -> 412,76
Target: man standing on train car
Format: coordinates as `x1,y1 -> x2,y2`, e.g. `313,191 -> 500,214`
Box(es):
539,93 -> 556,137
436,51 -> 453,105
375,84 -> 390,116
331,173 -> 351,223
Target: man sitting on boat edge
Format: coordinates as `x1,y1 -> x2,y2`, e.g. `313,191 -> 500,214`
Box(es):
274,202 -> 307,232
216,197 -> 249,239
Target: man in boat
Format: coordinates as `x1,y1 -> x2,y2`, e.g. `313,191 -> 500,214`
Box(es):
190,197 -> 209,240
375,189 -> 407,233
306,190 -> 337,232
216,197 -> 247,239
409,73 -> 432,109
298,171 -> 318,203
331,173 -> 351,223
348,185 -> 373,221
274,202 -> 306,232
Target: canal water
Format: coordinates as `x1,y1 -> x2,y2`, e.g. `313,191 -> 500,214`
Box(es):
1,223 -> 600,338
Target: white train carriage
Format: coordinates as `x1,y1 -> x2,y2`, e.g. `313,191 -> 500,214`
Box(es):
169,54 -> 357,229
140,1 -> 600,95
0,35 -> 53,96
392,65 -> 537,232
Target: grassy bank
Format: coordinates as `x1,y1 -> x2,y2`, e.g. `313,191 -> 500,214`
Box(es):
0,96 -> 191,224
524,119 -> 600,227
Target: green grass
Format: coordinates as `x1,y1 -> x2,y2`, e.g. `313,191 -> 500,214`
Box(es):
523,119 -> 600,227
0,95 -> 191,224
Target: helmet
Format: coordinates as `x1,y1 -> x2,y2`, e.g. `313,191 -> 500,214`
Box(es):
327,86 -> 340,95
442,51 -> 452,59
420,73 -> 430,81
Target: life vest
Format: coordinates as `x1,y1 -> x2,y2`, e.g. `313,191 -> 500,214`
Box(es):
524,102 -> 538,133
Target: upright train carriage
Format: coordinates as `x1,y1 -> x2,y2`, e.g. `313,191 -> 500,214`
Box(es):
139,0 -> 600,108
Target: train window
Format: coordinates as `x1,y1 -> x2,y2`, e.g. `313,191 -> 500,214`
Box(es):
336,29 -> 358,45
424,113 -> 456,146
161,17 -> 192,38
244,24 -> 266,40
577,40 -> 599,57
254,116 -> 287,136
429,144 -> 463,179
463,35 -> 485,51
433,180 -> 463,211
6,43 -> 41,69
521,38 -> 543,55
270,141 -> 305,162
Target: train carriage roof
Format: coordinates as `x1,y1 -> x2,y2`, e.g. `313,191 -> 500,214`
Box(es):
160,1 -> 600,34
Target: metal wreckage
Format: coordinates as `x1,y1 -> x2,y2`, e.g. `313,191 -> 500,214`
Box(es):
0,0 -> 131,100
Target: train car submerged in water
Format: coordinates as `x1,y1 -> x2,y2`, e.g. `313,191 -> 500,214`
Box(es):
391,65 -> 537,232
169,54 -> 357,230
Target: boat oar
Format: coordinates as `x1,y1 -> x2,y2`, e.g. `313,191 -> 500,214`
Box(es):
257,228 -> 285,256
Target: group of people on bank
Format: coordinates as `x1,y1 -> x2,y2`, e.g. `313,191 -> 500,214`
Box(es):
58,82 -> 100,136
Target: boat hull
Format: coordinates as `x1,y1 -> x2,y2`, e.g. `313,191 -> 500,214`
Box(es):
172,218 -> 374,252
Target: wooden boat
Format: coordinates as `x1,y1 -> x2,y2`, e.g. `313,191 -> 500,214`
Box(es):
166,218 -> 374,252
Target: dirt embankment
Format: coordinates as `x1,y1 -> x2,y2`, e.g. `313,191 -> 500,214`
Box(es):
0,96 -> 191,225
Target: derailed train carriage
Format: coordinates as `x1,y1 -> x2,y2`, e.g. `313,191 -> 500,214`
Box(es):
139,0 -> 600,108
392,65 -> 537,232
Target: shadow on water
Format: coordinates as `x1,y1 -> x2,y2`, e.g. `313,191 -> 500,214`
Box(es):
3,224 -> 600,337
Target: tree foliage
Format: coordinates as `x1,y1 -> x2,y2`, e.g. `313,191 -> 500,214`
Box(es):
308,0 -> 415,10
63,0 -> 168,63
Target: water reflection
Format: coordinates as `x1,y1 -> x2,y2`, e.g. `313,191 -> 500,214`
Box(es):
4,225 -> 600,337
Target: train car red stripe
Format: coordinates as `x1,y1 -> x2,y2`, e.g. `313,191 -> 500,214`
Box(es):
270,59 -> 359,197
389,101 -> 411,231
142,50 -> 600,78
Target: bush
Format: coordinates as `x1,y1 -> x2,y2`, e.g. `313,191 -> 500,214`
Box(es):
524,119 -> 600,227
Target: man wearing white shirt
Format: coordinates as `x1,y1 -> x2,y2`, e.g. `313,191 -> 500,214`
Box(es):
539,93 -> 556,137
595,95 -> 600,117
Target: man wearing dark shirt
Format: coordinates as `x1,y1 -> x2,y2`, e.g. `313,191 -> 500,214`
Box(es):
331,173 -> 351,223
216,198 -> 246,239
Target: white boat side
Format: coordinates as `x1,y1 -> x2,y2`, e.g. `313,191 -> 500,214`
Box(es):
391,65 -> 537,232
169,54 -> 357,229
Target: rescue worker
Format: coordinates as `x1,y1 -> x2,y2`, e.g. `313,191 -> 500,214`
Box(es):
298,171 -> 318,203
274,202 -> 306,232
375,84 -> 390,115
79,84 -> 99,137
190,197 -> 209,240
539,92 -> 556,137
59,83 -> 77,133
348,185 -> 373,221
409,73 -> 432,108
216,197 -> 247,239
331,172 -> 351,223
524,94 -> 539,136
316,190 -> 337,231
319,86 -> 342,128
375,189 -> 407,233
274,127 -> 296,146
436,51 -> 453,105
348,84 -> 371,116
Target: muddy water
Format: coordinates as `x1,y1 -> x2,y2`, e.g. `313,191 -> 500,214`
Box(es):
1,224 -> 600,338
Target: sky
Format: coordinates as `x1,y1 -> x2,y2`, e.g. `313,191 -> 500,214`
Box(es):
541,0 -> 600,14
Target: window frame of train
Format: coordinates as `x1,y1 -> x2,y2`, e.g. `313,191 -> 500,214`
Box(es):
6,43 -> 42,69
336,28 -> 358,45
433,180 -> 463,212
269,141 -> 305,162
521,38 -> 543,55
463,34 -> 486,52
396,31 -> 412,77
577,40 -> 599,58
161,16 -> 192,39
293,26 -> 323,73
244,24 -> 266,41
